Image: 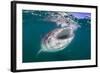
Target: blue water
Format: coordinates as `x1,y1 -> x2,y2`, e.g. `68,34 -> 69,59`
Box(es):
22,10 -> 91,63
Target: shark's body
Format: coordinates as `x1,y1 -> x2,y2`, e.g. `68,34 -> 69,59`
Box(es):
41,27 -> 74,52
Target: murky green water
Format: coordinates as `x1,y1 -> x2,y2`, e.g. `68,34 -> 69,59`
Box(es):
22,10 -> 91,63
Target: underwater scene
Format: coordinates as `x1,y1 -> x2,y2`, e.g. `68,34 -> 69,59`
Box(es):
22,10 -> 91,63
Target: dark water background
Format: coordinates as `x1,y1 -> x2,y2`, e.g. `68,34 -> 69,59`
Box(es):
22,10 -> 91,63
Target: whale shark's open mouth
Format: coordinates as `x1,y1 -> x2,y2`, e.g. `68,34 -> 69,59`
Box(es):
57,28 -> 72,40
